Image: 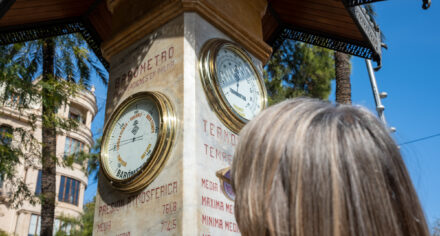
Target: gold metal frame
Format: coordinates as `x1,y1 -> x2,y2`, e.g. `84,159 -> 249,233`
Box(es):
199,39 -> 268,134
100,91 -> 176,193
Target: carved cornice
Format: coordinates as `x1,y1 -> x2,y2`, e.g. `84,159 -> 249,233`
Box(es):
101,0 -> 272,63
101,0 -> 183,62
182,1 -> 272,63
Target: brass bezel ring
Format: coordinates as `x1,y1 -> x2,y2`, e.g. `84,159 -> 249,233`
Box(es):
199,39 -> 268,134
100,91 -> 176,193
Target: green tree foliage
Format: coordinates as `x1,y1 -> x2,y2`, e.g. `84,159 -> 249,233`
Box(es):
53,197 -> 96,236
73,197 -> 96,236
433,219 -> 440,236
64,136 -> 101,182
0,126 -> 41,207
264,40 -> 335,105
0,33 -> 107,235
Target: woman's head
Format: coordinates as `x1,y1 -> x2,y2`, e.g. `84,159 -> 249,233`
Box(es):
231,98 -> 429,236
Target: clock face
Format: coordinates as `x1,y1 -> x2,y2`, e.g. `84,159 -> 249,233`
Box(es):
199,39 -> 267,133
215,47 -> 262,121
104,98 -> 159,181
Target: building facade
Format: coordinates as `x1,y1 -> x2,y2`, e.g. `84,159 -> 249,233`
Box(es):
0,86 -> 97,235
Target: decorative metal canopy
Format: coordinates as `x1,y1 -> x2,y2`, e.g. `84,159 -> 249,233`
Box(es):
0,17 -> 108,69
0,0 -> 431,71
0,0 -> 109,69
264,0 -> 384,68
346,5 -> 383,67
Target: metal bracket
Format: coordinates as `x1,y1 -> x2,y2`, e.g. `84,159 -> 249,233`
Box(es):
422,0 -> 431,9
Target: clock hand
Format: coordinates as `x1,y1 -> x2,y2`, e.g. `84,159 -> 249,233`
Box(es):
229,88 -> 247,102
119,137 -> 143,147
118,135 -> 143,144
110,135 -> 143,150
234,65 -> 240,92
131,135 -> 141,142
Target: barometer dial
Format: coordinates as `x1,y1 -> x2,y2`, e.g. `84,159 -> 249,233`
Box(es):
100,92 -> 176,192
105,98 -> 159,180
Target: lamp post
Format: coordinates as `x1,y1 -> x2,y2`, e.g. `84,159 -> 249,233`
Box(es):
365,59 -> 396,132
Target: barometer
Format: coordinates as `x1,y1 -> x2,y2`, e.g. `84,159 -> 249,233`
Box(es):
199,39 -> 267,133
100,92 -> 176,192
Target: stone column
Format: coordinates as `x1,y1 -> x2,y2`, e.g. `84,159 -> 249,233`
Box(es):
93,1 -> 271,235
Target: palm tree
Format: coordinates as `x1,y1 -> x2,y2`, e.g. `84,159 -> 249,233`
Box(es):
334,51 -> 351,105
0,33 -> 107,235
334,4 -> 379,105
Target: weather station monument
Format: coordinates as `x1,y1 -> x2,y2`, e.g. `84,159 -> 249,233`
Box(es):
94,1 -> 271,235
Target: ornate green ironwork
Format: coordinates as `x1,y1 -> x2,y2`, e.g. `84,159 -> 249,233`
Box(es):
270,3 -> 382,67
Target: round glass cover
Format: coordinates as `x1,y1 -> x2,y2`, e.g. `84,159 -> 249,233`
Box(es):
104,98 -> 160,181
215,46 -> 263,121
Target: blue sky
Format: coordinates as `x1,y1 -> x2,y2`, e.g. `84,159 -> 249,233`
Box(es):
342,0 -> 440,228
85,0 -> 440,229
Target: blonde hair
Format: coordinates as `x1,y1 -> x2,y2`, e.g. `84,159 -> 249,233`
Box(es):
231,98 -> 429,236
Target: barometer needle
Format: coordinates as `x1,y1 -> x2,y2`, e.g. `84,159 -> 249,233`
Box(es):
110,135 -> 143,150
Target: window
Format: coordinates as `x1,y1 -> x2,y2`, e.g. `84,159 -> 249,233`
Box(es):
64,137 -> 85,164
0,125 -> 12,145
6,91 -> 23,107
54,219 -> 72,235
68,104 -> 86,125
35,170 -> 42,195
68,112 -> 84,124
28,214 -> 41,236
58,176 -> 80,205
28,215 -> 72,236
54,219 -> 60,234
69,112 -> 80,122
